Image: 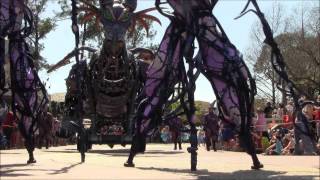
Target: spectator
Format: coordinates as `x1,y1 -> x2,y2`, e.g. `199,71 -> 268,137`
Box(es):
281,131 -> 295,155
255,108 -> 268,136
294,103 -> 317,155
251,130 -> 262,152
317,139 -> 320,154
3,111 -> 17,149
0,101 -> 8,149
272,109 -> 278,121
316,119 -> 320,143
220,120 -> 235,151
276,103 -> 285,119
261,134 -> 270,151
316,95 -> 320,106
255,107 -> 270,148
160,126 -> 171,143
299,95 -> 307,104
231,135 -> 243,152
264,102 -> 273,119
181,131 -> 190,143
197,130 -> 205,147
265,130 -> 283,155
286,100 -> 294,124
313,96 -> 320,141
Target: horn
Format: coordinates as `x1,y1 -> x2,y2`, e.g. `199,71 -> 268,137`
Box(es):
123,0 -> 137,12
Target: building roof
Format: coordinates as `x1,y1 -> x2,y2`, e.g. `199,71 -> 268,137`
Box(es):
49,92 -> 66,102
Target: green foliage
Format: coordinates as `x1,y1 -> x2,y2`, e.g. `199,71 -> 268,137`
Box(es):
56,0 -> 71,19
38,18 -> 56,39
254,98 -> 269,111
28,0 -> 57,71
167,100 -> 210,126
254,32 -> 320,99
126,20 -> 157,49
249,3 -> 320,100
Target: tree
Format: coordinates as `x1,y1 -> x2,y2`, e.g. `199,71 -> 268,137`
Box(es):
126,20 -> 157,50
27,0 -> 57,71
166,99 -> 210,126
247,2 -> 320,102
246,2 -> 287,105
255,32 -> 320,98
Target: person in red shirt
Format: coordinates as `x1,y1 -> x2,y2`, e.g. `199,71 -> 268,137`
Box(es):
314,95 -> 320,120
313,107 -> 320,120
3,111 -> 17,148
285,100 -> 294,127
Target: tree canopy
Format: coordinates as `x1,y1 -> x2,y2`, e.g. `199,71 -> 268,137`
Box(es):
247,3 -> 320,102
254,32 -> 320,98
28,0 -> 57,71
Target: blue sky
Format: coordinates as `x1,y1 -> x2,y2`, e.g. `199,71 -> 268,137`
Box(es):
39,0 -> 317,102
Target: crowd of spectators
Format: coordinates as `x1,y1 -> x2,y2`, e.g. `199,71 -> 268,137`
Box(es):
252,96 -> 320,155
0,108 -> 75,150
159,95 -> 320,155
1,95 -> 320,155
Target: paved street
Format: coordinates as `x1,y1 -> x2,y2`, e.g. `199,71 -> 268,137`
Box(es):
1,144 -> 319,179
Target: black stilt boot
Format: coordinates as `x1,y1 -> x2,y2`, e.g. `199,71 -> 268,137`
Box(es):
213,141 -> 217,152
26,139 -> 36,164
205,137 -> 211,151
124,151 -> 136,167
240,134 -> 263,170
124,134 -> 146,167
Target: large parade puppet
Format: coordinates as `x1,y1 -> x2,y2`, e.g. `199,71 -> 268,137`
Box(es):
124,0 -> 318,171
47,0 -> 161,162
1,0 -> 317,171
124,0 -> 262,171
0,0 -> 49,163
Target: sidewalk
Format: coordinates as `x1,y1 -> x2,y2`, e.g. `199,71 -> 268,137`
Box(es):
1,144 -> 319,179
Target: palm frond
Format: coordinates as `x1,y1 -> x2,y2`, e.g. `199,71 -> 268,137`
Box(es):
132,7 -> 161,36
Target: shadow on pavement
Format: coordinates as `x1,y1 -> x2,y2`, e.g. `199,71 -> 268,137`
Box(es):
0,152 -> 22,154
1,163 -> 29,168
0,163 -> 52,178
0,162 -> 82,177
90,149 -> 184,157
137,167 -> 318,180
0,168 -> 34,177
44,148 -> 184,157
0,163 -> 34,177
48,162 -> 82,175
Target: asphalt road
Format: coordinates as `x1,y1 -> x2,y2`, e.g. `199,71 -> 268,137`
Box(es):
1,144 -> 319,179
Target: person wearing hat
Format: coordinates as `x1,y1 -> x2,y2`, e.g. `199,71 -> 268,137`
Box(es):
202,106 -> 220,151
